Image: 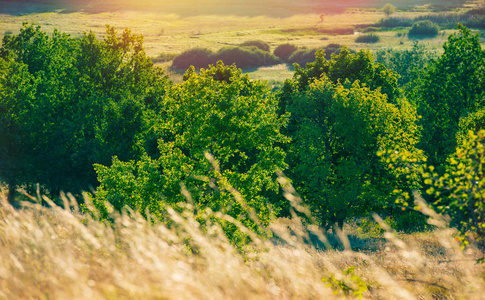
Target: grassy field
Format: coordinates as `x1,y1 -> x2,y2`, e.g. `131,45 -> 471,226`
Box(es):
1,0 -> 483,83
0,187 -> 484,299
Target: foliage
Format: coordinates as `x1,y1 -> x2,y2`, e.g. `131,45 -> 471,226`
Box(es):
284,77 -> 420,228
287,48 -> 318,66
273,43 -> 298,62
417,24 -> 485,165
323,266 -> 368,298
94,62 -> 289,243
171,48 -> 215,70
355,33 -> 380,44
382,4 -> 396,17
434,130 -> 485,247
374,10 -> 485,30
239,40 -> 270,52
374,42 -> 436,95
215,46 -> 279,69
384,130 -> 485,248
287,44 -> 344,67
285,47 -> 399,103
375,17 -> 413,28
172,45 -> 278,71
408,20 -> 439,38
0,24 -> 169,196
457,107 -> 485,146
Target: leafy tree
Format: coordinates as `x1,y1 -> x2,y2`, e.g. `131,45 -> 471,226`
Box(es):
374,42 -> 436,97
385,130 -> 485,248
286,77 -> 420,229
418,24 -> 485,165
0,57 -> 37,204
0,24 -> 169,197
382,4 -> 396,17
408,21 -> 439,38
279,47 -> 399,115
94,62 -> 289,243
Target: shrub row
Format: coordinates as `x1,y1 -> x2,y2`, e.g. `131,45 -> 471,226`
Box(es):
375,10 -> 485,30
408,20 -> 439,38
355,33 -> 380,43
172,40 -> 278,70
173,41 -> 346,70
276,43 -> 345,66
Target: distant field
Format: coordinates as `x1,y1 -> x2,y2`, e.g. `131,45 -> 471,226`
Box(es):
0,0 -> 483,83
0,0 -> 473,16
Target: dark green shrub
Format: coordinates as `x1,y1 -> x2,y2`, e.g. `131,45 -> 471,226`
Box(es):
355,33 -> 380,43
215,46 -> 279,69
288,45 -> 346,68
288,48 -> 317,66
239,40 -> 270,52
408,21 -> 439,38
375,17 -> 412,28
274,43 -> 297,62
172,48 -> 215,70
362,27 -> 379,33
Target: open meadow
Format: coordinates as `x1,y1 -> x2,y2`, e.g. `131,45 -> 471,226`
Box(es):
1,0 -> 484,83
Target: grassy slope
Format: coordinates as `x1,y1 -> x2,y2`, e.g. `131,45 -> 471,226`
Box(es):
0,189 -> 483,299
2,2 -> 481,83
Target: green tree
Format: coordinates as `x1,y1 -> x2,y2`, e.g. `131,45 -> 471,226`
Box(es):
374,42 -> 436,97
94,62 -> 289,243
286,77 -> 420,229
0,24 -> 169,197
382,4 -> 396,17
0,57 -> 37,204
279,47 -> 399,115
418,24 -> 485,166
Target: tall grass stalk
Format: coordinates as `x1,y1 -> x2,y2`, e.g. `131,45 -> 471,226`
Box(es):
0,181 -> 484,299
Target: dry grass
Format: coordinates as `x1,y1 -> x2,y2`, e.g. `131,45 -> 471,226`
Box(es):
1,0 -> 481,82
1,184 -> 484,300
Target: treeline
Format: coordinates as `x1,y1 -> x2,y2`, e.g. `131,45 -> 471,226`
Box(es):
1,24 -> 484,246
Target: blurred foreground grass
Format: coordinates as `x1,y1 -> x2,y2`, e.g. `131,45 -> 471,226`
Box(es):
0,186 -> 484,299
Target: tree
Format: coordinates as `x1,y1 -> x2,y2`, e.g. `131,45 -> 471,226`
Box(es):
94,62 -> 289,243
286,77 -> 420,229
418,24 -> 485,166
374,42 -> 436,98
279,47 -> 399,115
0,58 -> 37,204
0,24 -> 169,198
382,4 -> 396,17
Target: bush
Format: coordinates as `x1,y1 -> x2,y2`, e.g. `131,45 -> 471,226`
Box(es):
215,46 -> 279,69
172,45 -> 279,71
408,21 -> 439,38
288,48 -> 317,66
239,40 -> 270,52
172,48 -> 215,70
361,27 -> 379,33
355,33 -> 380,43
288,44 -> 345,66
375,17 -> 413,28
274,43 -> 298,62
